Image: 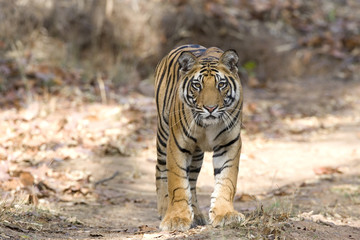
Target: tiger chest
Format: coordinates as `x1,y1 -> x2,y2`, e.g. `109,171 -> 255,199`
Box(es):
195,124 -> 227,152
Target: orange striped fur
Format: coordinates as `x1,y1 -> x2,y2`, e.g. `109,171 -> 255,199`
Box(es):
155,44 -> 244,231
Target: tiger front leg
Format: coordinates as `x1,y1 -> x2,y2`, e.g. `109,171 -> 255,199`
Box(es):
189,149 -> 206,226
159,137 -> 193,231
209,137 -> 245,227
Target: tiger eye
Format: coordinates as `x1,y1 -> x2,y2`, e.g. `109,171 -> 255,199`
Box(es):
218,82 -> 227,88
192,82 -> 201,89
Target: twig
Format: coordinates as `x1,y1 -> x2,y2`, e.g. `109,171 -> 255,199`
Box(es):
95,171 -> 119,186
97,72 -> 107,104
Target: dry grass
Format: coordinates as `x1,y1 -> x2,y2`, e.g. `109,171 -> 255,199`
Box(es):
0,191 -> 84,238
0,192 -> 45,231
224,200 -> 293,239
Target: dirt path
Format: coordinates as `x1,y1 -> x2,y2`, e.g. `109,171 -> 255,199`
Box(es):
1,77 -> 360,239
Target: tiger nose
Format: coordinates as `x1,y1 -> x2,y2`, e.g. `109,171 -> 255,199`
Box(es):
204,105 -> 218,113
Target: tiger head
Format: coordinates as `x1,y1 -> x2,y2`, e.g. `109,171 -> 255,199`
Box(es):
178,49 -> 242,127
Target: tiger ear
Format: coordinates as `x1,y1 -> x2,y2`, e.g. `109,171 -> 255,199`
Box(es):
178,51 -> 197,73
220,50 -> 239,71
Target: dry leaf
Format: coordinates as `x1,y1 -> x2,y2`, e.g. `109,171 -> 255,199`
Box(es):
247,102 -> 258,113
268,184 -> 296,197
0,161 -> 10,181
1,178 -> 22,191
313,166 -> 342,175
235,193 -> 256,202
137,225 -> 157,233
19,171 -> 35,186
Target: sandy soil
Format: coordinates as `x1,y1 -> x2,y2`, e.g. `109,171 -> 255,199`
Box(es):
1,76 -> 360,239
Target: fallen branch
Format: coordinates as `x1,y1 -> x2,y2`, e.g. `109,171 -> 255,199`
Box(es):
94,171 -> 120,186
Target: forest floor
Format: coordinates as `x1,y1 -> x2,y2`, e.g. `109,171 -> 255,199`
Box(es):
1,76 -> 360,239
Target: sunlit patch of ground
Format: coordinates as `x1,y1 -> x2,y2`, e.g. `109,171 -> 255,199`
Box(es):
1,76 -> 359,239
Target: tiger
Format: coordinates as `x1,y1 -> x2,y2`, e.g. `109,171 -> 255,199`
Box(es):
155,44 -> 244,231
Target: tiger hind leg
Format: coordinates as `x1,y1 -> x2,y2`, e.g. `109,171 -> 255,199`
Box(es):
155,144 -> 168,219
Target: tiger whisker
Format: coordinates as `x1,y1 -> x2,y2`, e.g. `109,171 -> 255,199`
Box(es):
223,109 -> 242,131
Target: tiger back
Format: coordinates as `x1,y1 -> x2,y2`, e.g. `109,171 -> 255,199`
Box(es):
155,44 -> 244,231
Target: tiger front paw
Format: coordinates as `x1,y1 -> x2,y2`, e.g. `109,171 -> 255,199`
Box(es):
209,210 -> 245,227
160,215 -> 192,231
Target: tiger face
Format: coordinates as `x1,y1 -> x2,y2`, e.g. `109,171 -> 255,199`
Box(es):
178,50 -> 241,127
